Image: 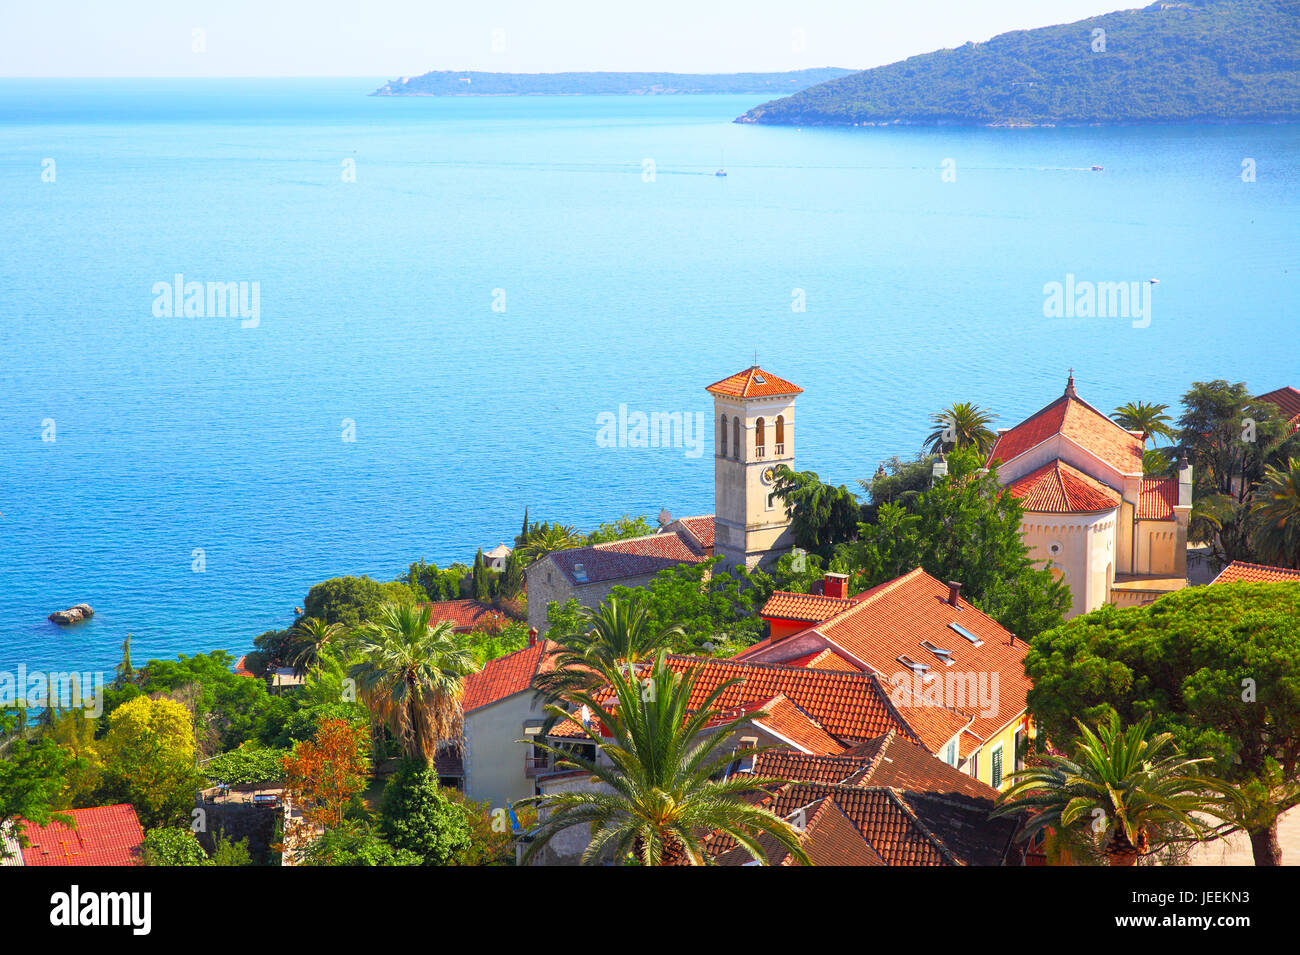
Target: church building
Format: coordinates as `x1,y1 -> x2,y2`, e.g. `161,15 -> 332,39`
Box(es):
524,366 -> 800,633
988,374 -> 1192,618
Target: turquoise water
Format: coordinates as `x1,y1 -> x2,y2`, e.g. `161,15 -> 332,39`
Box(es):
1,79 -> 1297,675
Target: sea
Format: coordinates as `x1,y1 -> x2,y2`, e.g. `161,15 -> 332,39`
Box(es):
1,78 -> 1296,676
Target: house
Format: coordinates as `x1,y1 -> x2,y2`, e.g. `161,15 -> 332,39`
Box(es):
988,373 -> 1192,617
423,598 -> 507,634
528,651 -> 1003,864
1256,386 -> 1300,433
6,804 -> 145,866
524,364 -> 803,632
524,517 -> 713,634
483,543 -> 513,572
708,733 -> 1021,865
1210,560 -> 1300,585
742,568 -> 1032,790
460,632 -> 560,809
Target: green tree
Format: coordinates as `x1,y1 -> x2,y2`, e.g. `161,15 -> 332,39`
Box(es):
1177,380 -> 1300,567
101,696 -> 202,828
1112,401 -> 1176,448
521,652 -> 810,866
304,576 -> 422,629
993,714 -> 1235,866
0,711 -> 74,860
609,556 -> 765,653
923,402 -> 997,455
585,515 -> 654,545
858,454 -> 938,523
349,603 -> 478,763
298,823 -> 421,866
1250,457 -> 1300,569
517,523 -> 584,563
379,762 -> 473,865
471,549 -> 492,602
770,465 -> 863,557
289,617 -> 346,678
114,635 -> 135,687
141,827 -> 209,866
209,831 -> 254,866
534,593 -> 684,707
838,448 -> 1070,639
499,548 -> 526,601
202,746 -> 289,788
1023,583 -> 1300,865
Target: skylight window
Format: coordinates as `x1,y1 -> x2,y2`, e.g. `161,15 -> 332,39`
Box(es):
921,640 -> 955,664
897,654 -> 929,674
948,622 -> 983,646
572,562 -> 588,583
753,374 -> 766,384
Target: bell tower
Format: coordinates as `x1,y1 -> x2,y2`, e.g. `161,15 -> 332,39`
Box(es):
706,366 -> 801,571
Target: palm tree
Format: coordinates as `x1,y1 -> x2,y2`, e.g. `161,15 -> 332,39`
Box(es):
1251,457 -> 1300,568
348,603 -> 477,763
923,403 -> 997,456
520,652 -> 810,866
992,714 -> 1236,866
289,617 -> 346,677
533,594 -> 684,708
517,523 -> 584,564
1112,401 -> 1176,449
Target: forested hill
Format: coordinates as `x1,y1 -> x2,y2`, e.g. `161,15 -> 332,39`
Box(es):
736,0 -> 1300,126
373,68 -> 854,96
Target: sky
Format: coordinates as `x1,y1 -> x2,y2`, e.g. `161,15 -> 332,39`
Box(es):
2,1 -> 1135,77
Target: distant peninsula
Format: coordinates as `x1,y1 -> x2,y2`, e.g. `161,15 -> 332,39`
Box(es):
736,0 -> 1300,126
372,68 -> 854,97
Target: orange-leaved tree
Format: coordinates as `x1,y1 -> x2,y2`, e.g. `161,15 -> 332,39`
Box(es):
281,718 -> 370,830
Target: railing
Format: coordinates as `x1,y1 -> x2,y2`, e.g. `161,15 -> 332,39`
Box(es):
754,445 -> 766,458
524,755 -> 550,776
775,443 -> 785,455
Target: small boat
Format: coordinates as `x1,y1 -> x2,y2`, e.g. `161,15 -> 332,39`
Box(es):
1091,165 -> 1104,171
715,169 -> 727,177
1149,278 -> 1160,284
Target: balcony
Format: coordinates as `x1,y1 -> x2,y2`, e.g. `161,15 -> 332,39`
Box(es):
774,443 -> 785,455
524,754 -> 551,777
754,445 -> 766,459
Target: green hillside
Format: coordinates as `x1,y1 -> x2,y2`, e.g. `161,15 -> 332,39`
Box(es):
373,68 -> 853,97
737,0 -> 1300,126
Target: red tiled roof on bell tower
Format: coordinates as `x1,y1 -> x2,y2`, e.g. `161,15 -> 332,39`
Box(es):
706,366 -> 803,399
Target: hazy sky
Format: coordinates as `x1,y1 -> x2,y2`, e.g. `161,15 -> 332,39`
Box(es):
2,1 -> 1134,77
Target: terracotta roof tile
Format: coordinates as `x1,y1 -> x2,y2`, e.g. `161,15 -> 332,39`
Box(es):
421,600 -> 505,632
751,751 -> 870,786
1008,459 -> 1121,514
1138,477 -> 1179,520
547,655 -> 915,748
715,797 -> 884,867
545,529 -> 707,586
741,569 -> 1030,747
761,591 -> 855,622
461,640 -> 556,712
842,733 -> 999,799
745,694 -> 845,755
1211,561 -> 1300,585
988,391 -> 1142,475
19,805 -> 144,866
1257,386 -> 1300,428
676,515 -> 715,549
706,366 -> 803,399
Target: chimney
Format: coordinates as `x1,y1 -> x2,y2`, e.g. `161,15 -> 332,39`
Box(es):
947,581 -> 962,608
824,573 -> 848,600
527,626 -> 538,648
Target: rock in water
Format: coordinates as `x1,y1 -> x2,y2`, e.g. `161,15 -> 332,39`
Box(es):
49,604 -> 94,625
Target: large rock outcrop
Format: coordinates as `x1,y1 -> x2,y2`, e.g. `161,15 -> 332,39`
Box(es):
48,603 -> 94,625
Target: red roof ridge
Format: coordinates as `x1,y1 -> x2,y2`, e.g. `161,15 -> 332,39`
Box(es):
1211,561 -> 1300,584
705,366 -> 804,399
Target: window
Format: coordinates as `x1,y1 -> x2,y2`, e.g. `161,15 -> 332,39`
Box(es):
921,640 -> 954,664
1013,728 -> 1024,772
775,415 -> 785,455
754,417 -> 765,458
948,622 -> 984,647
991,744 -> 1004,789
897,654 -> 928,674
732,417 -> 740,460
735,736 -> 759,773
719,413 -> 727,456
767,491 -> 778,511
969,751 -> 978,779
945,739 -> 957,766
